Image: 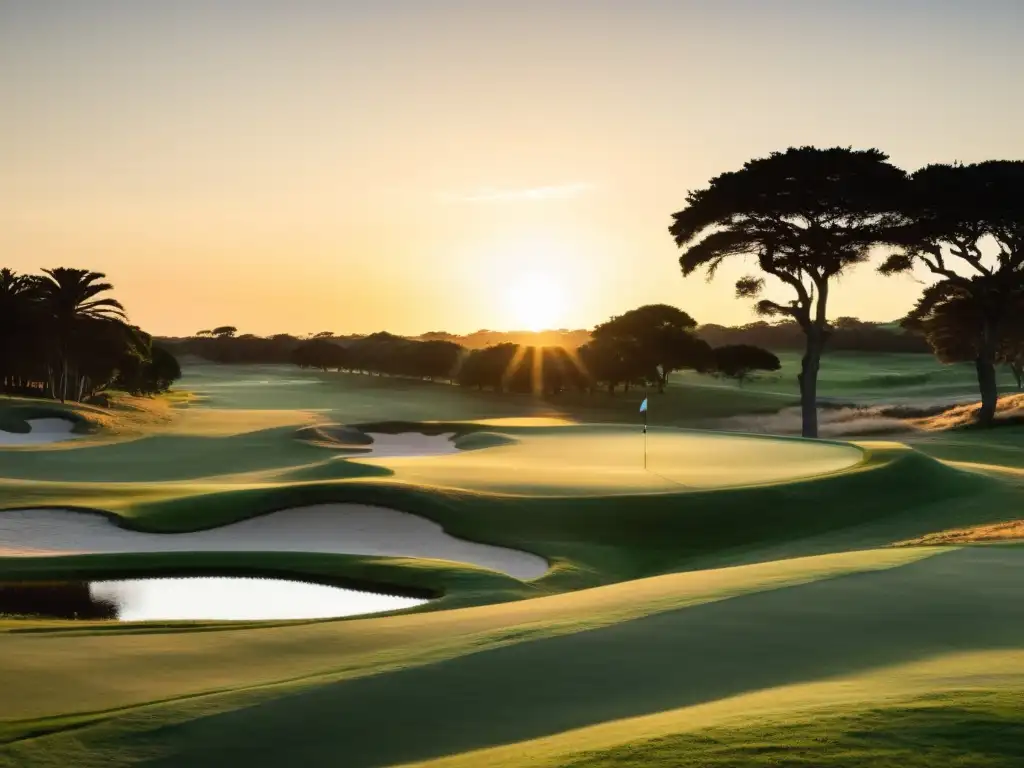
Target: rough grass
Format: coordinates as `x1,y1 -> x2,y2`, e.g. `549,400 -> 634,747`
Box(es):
910,392 -> 1024,430
898,519 -> 1024,545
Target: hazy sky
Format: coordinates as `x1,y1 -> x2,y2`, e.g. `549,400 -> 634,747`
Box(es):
3,0 -> 1024,336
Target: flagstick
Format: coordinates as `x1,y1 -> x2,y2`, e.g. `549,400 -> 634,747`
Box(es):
643,392 -> 648,470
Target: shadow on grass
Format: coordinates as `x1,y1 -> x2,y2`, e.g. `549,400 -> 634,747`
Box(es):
567,692 -> 1024,767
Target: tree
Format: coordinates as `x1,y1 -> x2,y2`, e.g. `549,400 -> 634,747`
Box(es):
72,318 -> 147,401
1,267 -> 174,402
880,161 -> 1024,425
457,343 -> 520,392
114,339 -> 182,395
902,282 -> 1024,398
289,339 -> 348,371
592,304 -> 709,393
411,340 -> 464,382
0,268 -> 43,393
577,337 -> 638,394
33,268 -> 128,402
709,344 -> 781,386
144,345 -> 183,393
211,326 -> 237,338
670,146 -> 906,437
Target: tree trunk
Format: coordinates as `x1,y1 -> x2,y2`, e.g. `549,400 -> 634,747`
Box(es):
976,356 -> 998,425
1010,361 -> 1022,391
60,358 -> 68,403
798,329 -> 825,438
975,321 -> 999,426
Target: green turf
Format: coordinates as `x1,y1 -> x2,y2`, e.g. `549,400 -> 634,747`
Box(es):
559,691 -> 1024,768
670,350 -> 1019,406
1,360 -> 1023,767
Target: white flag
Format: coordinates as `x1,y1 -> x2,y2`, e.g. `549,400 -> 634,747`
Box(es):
639,398 -> 648,413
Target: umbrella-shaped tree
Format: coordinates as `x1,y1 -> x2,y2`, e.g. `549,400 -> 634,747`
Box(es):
880,161 -> 1024,425
670,146 -> 905,437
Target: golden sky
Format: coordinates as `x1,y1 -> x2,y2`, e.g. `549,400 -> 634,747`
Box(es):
3,1 -> 1024,336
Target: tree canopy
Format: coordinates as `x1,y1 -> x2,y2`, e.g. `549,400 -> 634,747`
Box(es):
591,304 -> 710,393
0,267 -> 181,402
709,344 -> 781,386
881,161 -> 1024,423
671,146 -> 906,436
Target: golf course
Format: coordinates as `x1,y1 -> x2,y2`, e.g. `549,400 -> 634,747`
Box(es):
2,356 -> 1023,767
7,1 -> 1024,762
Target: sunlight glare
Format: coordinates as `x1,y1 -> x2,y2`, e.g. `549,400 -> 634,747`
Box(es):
504,272 -> 566,331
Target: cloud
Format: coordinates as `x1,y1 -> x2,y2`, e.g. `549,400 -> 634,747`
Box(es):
445,182 -> 594,203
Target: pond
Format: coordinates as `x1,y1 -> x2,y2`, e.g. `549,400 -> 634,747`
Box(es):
0,577 -> 428,621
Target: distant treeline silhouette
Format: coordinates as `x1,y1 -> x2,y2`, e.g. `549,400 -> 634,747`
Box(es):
160,315 -> 924,368
697,318 -> 930,354
1,267 -> 181,403
165,305 -> 785,395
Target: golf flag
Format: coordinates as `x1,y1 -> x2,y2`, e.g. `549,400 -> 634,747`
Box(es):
640,397 -> 649,467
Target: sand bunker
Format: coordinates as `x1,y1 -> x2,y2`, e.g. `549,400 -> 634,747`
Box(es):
357,432 -> 460,458
0,505 -> 548,580
0,418 -> 82,447
300,428 -> 461,458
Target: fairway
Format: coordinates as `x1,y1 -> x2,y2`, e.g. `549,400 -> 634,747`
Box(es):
671,350 -> 1019,406
1,361 -> 1023,767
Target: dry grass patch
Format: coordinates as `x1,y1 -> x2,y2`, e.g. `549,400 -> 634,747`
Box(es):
910,392 -> 1024,431
899,519 -> 1024,545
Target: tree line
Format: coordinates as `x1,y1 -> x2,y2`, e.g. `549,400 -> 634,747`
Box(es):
697,318 -> 930,354
671,147 -> 1024,435
284,304 -> 781,393
164,315 -> 928,366
0,267 -> 181,403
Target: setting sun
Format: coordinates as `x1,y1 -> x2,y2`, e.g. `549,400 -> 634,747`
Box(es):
503,272 -> 566,331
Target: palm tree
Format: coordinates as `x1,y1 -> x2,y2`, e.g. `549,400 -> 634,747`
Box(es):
0,268 -> 42,394
33,268 -> 127,402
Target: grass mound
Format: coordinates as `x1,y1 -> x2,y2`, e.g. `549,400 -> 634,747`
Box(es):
565,692 -> 1024,768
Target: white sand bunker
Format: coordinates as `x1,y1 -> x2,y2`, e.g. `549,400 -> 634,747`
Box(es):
352,432 -> 460,458
0,418 -> 82,446
0,505 -> 548,581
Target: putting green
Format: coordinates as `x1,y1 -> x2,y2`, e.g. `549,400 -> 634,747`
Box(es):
356,428 -> 863,495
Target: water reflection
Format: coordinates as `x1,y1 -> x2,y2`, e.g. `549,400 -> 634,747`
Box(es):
0,581 -> 117,620
0,577 -> 427,621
